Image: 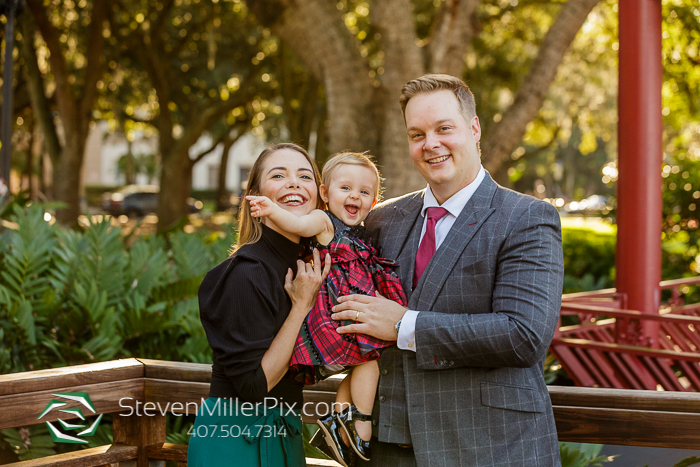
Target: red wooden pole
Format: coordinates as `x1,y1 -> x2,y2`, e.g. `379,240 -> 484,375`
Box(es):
616,0 -> 663,347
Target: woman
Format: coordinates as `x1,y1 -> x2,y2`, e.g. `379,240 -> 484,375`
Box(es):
188,143 -> 331,467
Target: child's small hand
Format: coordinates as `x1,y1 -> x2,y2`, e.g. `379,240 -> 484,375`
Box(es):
246,195 -> 276,218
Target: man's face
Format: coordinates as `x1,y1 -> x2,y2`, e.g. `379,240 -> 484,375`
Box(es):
405,90 -> 482,203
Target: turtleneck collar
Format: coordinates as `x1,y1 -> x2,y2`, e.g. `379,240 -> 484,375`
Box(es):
259,223 -> 303,266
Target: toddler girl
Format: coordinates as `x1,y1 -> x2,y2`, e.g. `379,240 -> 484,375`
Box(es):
247,152 -> 407,466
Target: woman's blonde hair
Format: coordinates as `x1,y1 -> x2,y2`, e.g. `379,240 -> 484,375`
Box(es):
233,143 -> 322,252
321,152 -> 383,201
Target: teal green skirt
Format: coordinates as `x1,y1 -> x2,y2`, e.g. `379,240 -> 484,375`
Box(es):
187,397 -> 305,467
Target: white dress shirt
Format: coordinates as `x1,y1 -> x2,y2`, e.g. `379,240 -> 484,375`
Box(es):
397,166 -> 486,351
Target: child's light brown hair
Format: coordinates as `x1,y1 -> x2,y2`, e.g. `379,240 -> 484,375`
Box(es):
321,152 -> 384,201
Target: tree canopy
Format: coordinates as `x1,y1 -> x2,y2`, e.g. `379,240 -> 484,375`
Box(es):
1,0 -> 698,242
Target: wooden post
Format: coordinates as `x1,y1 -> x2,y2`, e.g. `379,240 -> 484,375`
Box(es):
113,413 -> 167,467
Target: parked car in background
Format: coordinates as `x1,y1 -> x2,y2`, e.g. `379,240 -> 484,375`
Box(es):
102,185 -> 203,217
563,195 -> 612,215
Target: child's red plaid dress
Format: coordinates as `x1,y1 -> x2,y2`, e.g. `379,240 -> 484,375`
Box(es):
290,222 -> 407,386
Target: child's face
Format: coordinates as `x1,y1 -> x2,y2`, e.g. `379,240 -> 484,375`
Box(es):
320,164 -> 378,226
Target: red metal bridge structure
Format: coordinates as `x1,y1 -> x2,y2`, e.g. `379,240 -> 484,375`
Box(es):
549,0 -> 700,392
551,278 -> 700,391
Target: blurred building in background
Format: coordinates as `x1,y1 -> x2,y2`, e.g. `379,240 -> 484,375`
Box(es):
82,121 -> 265,194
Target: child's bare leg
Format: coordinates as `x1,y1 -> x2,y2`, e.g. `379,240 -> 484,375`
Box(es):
335,372 -> 353,446
335,372 -> 352,413
350,360 -> 379,441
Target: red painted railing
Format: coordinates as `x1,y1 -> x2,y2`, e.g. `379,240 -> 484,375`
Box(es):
551,277 -> 700,391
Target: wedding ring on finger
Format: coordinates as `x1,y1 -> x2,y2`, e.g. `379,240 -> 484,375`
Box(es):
355,311 -> 360,322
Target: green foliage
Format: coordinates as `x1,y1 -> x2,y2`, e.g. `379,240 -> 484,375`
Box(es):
662,153 -> 700,281
674,456 -> 700,467
303,424 -> 329,460
0,205 -> 235,374
561,220 -> 699,295
0,425 -> 56,461
559,443 -> 615,467
544,352 -> 569,385
562,227 -> 617,293
165,414 -> 194,446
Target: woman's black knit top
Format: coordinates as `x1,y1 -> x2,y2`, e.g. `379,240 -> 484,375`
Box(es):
198,224 -> 304,407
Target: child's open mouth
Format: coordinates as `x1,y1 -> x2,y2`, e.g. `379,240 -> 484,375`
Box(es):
345,205 -> 359,216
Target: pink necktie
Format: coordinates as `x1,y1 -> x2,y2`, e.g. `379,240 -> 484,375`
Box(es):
413,207 -> 449,288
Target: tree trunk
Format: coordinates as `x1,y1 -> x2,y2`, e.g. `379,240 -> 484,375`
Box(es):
249,0 -> 379,156
314,102 -> 329,165
373,0 -> 427,198
20,14 -> 61,165
26,124 -> 35,197
153,97 -> 188,229
280,43 -> 320,149
157,149 -> 192,229
427,0 -> 479,76
26,0 -> 106,224
53,136 -> 85,224
216,137 -> 235,212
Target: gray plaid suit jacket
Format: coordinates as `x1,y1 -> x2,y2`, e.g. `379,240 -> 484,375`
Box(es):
363,172 -> 563,467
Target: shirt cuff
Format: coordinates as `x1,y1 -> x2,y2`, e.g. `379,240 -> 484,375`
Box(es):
397,310 -> 419,352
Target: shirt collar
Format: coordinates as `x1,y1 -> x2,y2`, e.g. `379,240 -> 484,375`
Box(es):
421,165 -> 486,217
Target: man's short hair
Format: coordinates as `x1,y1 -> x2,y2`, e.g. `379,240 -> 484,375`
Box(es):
399,74 -> 477,122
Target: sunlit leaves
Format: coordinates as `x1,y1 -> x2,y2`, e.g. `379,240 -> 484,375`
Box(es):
662,0 -> 700,132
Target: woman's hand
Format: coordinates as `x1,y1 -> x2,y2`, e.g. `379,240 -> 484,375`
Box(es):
246,195 -> 276,218
284,248 -> 332,316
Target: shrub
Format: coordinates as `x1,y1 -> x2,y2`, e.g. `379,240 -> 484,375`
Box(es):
0,205 -> 235,374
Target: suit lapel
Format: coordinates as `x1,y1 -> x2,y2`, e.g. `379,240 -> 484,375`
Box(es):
383,192 -> 424,262
412,174 -> 499,310
379,192 -> 423,303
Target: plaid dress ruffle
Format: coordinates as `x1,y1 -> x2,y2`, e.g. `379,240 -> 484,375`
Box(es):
289,213 -> 407,386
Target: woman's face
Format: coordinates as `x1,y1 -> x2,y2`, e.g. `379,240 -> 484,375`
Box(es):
257,148 -> 319,240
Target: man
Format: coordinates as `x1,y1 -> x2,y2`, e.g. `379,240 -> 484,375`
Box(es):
332,74 -> 563,466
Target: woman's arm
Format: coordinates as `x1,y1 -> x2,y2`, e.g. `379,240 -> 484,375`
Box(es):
247,195 -> 332,238
260,248 -> 331,390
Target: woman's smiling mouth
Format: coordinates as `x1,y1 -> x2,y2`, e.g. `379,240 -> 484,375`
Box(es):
279,194 -> 307,205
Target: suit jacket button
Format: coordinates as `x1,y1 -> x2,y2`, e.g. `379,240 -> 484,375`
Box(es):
381,369 -> 388,375
379,395 -> 386,402
448,360 -> 454,366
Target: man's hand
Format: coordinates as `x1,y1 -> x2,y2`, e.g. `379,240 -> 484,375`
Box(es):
246,195 -> 276,218
331,293 -> 407,341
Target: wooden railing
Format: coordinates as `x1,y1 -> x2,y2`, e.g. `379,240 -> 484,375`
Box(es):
2,358 -> 700,466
